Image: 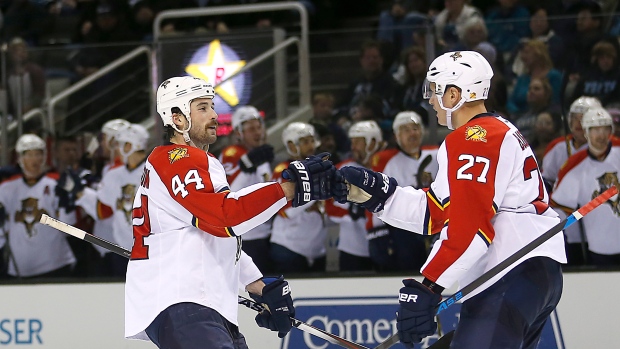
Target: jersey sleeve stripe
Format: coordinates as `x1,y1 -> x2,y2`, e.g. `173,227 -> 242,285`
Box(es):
477,230 -> 491,246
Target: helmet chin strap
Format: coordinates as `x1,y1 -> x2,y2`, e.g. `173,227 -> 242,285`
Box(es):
437,96 -> 467,130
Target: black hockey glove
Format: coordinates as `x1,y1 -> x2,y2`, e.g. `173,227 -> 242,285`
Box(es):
397,279 -> 442,347
339,166 -> 398,213
282,152 -> 347,207
239,144 -> 275,173
249,276 -> 294,338
55,169 -> 89,212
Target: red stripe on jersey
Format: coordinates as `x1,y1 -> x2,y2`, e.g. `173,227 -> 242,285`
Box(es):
422,117 -> 505,283
219,144 -> 247,184
324,198 -> 349,218
554,149 -> 589,187
544,135 -> 572,157
97,201 -> 113,219
371,149 -> 399,172
149,145 -> 285,238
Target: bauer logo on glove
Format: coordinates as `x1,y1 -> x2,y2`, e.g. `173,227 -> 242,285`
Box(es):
291,161 -> 312,202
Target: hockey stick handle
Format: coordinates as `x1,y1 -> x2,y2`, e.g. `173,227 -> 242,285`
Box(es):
39,214 -> 371,349
375,185 -> 618,349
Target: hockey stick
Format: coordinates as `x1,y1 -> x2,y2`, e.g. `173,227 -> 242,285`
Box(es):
39,214 -> 371,349
374,185 -> 618,349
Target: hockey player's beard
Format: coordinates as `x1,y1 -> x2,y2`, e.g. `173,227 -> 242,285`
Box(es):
190,121 -> 218,150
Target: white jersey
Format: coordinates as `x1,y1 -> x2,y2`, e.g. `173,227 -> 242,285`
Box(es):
0,174 -> 76,277
542,135 -> 587,184
270,161 -> 327,261
125,145 -> 287,340
219,144 -> 272,240
377,113 -> 566,299
551,142 -> 620,255
325,159 -> 369,257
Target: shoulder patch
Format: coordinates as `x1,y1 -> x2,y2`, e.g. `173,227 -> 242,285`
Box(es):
465,125 -> 487,143
168,147 -> 189,164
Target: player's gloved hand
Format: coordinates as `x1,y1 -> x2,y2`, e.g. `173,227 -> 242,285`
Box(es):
55,169 -> 89,212
339,166 -> 398,213
282,152 -> 346,207
239,144 -> 274,173
249,276 -> 294,338
397,279 -> 442,347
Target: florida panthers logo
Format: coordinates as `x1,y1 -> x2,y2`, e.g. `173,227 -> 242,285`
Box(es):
593,172 -> 620,216
117,184 -> 137,224
14,198 -> 48,237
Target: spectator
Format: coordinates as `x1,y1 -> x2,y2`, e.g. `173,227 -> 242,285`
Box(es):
475,42 -> 508,115
377,0 -> 429,64
485,0 -> 530,57
608,107 -> 620,139
76,1 -> 138,45
454,16 -> 491,51
325,121 -> 385,272
310,122 -> 343,165
433,0 -> 482,52
2,0 -> 50,45
370,112 -> 438,271
270,122 -> 327,273
523,6 -> 567,71
392,46 -> 429,125
0,134 -> 76,278
572,40 -> 620,105
349,94 -> 393,140
310,92 -> 350,155
507,40 -> 563,114
340,40 -> 397,119
512,77 -> 558,141
551,107 -> 620,267
218,106 -> 274,273
530,110 -> 563,165
6,37 -> 46,118
53,135 -> 81,173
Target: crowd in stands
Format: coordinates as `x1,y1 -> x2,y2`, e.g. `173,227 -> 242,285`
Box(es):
1,0 -> 620,280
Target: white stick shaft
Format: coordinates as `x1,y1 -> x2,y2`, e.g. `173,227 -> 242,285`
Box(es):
40,214 -> 86,239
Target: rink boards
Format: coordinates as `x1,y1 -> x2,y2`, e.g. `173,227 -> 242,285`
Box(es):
0,272 -> 617,348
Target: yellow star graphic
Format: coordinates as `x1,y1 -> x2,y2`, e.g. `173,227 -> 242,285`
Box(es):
185,39 -> 246,107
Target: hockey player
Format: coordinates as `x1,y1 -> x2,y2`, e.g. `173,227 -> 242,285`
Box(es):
337,51 -> 567,348
370,111 -> 439,271
270,122 -> 328,273
542,96 -> 602,189
219,106 -> 274,272
125,76 -> 343,348
0,134 -> 76,278
551,107 -> 620,266
325,120 -> 383,271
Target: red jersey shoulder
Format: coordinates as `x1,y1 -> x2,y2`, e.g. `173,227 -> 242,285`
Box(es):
45,171 -> 60,180
150,145 -> 207,170
371,148 -> 399,171
272,161 -> 290,181
446,116 -> 510,155
219,145 -> 247,164
421,144 -> 439,151
556,149 -> 589,185
611,136 -> 620,147
544,135 -> 569,156
3,173 -> 23,184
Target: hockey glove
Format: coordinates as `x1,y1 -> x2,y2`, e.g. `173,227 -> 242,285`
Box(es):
249,276 -> 294,338
397,279 -> 442,347
348,202 -> 366,220
55,169 -> 89,212
282,152 -> 346,207
239,144 -> 275,173
339,166 -> 398,213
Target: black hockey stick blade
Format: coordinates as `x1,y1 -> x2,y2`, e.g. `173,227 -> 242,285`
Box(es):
374,185 -> 618,349
40,214 -> 370,349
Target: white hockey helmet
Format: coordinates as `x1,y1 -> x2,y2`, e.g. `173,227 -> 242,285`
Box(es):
156,76 -> 215,142
116,124 -> 150,163
569,96 -> 602,121
392,111 -> 424,134
348,120 -> 383,163
232,105 -> 262,131
424,51 -> 493,129
16,134 -> 46,154
282,122 -> 320,156
582,107 -> 613,136
101,119 -> 130,148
